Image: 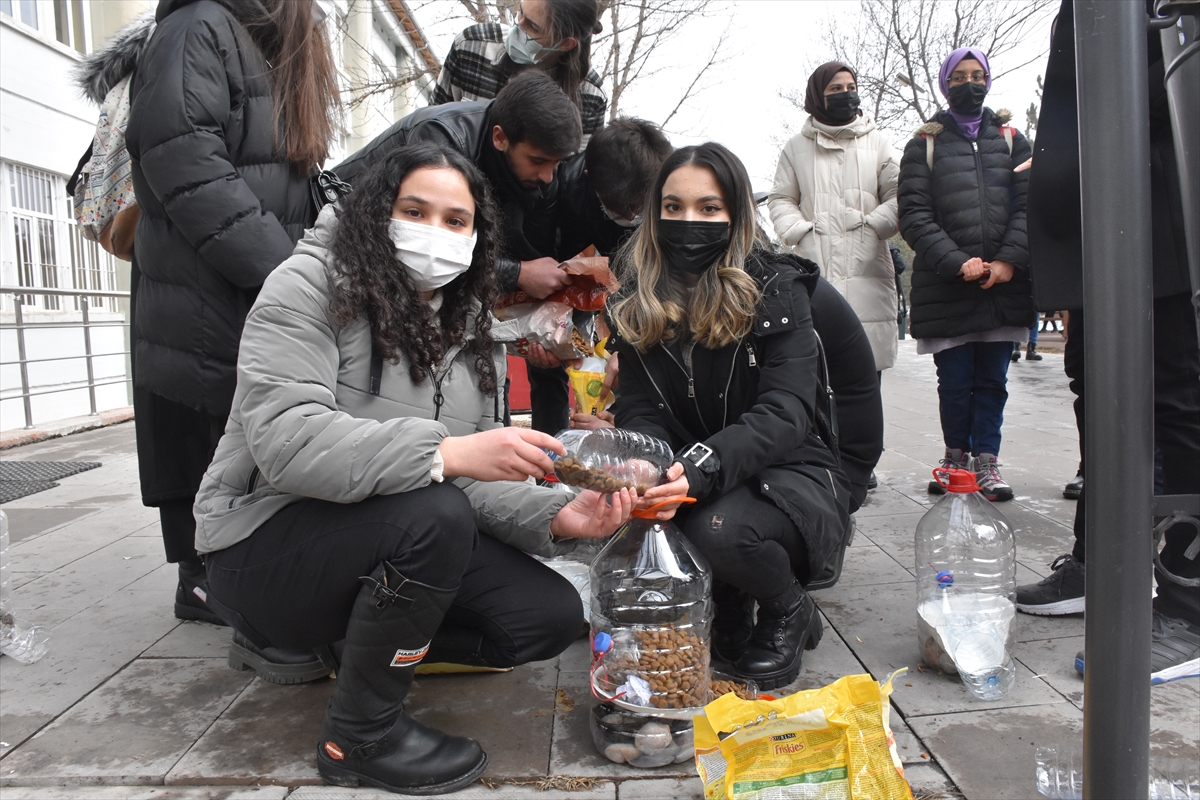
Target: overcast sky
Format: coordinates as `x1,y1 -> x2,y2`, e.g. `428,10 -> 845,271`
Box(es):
418,1 -> 1056,192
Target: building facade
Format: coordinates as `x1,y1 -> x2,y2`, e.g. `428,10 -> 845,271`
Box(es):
0,0 -> 437,430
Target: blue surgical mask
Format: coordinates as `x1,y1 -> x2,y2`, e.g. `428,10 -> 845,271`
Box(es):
505,23 -> 561,66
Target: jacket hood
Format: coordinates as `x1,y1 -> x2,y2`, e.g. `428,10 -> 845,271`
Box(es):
157,0 -> 269,26
73,14 -> 155,103
803,112 -> 878,140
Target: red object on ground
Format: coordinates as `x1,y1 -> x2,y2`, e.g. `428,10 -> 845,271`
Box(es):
507,356 -> 532,413
931,467 -> 982,493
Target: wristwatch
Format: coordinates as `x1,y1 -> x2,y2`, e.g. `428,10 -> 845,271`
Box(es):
679,442 -> 720,475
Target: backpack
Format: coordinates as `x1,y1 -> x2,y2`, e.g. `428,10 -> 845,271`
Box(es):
66,19 -> 154,260
69,75 -> 137,249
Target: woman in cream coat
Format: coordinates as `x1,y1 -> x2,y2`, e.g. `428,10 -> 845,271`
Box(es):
768,62 -> 900,372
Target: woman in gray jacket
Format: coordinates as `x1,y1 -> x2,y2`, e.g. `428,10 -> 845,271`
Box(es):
193,144 -> 632,795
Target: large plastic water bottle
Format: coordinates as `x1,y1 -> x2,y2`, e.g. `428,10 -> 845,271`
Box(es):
915,467 -> 1016,700
1,508 -> 51,664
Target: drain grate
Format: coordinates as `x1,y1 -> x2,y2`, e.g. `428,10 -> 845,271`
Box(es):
0,461 -> 101,504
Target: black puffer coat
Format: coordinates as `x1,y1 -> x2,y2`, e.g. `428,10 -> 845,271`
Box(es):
609,251 -> 852,578
126,0 -> 314,417
898,109 -> 1036,339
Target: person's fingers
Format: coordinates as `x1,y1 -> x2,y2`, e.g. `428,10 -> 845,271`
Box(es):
980,271 -> 997,289
512,442 -> 556,474
1014,157 -> 1032,172
515,428 -> 565,454
666,462 -> 684,481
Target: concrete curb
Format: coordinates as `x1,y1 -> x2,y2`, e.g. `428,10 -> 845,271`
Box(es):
0,407 -> 134,451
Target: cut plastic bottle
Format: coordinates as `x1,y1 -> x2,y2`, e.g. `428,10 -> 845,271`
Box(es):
1,509 -> 51,664
915,467 -> 1016,700
1035,745 -> 1200,798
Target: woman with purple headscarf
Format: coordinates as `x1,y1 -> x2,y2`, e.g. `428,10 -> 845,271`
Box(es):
897,47 -> 1037,502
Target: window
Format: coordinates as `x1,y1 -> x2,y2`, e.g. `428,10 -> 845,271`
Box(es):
0,0 -> 39,28
1,163 -> 118,313
52,0 -> 87,53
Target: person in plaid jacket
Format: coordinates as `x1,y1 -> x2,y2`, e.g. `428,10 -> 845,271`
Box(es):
434,0 -> 607,138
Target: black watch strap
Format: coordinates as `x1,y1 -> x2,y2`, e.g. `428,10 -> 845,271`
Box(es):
679,442 -> 720,474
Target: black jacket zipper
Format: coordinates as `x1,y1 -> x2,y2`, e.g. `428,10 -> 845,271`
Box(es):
972,140 -> 992,261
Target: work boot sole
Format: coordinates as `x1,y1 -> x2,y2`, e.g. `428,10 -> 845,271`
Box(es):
317,749 -> 488,795
734,609 -> 824,691
229,639 -> 332,685
1016,596 -> 1085,616
980,487 -> 1014,502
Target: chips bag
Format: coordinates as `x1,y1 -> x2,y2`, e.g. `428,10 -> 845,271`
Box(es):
568,356 -> 609,416
693,671 -> 912,800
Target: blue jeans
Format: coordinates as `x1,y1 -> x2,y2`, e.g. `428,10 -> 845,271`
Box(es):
932,340 -> 1012,456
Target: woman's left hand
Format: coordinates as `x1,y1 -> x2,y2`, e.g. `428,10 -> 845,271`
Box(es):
550,487 -> 635,539
981,260 -> 1014,289
519,341 -> 563,369
639,462 -> 691,520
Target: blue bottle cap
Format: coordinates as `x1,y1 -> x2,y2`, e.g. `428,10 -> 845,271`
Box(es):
936,571 -> 954,586
593,631 -> 612,654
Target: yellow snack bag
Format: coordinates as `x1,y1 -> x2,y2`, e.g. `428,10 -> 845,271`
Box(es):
568,356 -> 609,416
693,671 -> 912,800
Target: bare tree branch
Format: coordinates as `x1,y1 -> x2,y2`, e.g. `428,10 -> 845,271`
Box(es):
815,0 -> 1054,137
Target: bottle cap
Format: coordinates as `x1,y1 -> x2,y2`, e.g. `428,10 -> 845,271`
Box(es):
592,631 -> 612,654
936,570 -> 954,586
931,467 -> 981,493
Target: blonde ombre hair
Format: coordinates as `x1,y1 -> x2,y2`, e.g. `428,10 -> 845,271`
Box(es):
612,143 -> 765,351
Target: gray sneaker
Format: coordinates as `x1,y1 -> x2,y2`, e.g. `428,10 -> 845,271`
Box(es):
1017,554 -> 1085,615
928,447 -> 970,494
1075,610 -> 1200,684
974,453 -> 1014,501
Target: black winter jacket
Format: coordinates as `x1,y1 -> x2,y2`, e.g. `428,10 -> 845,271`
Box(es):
126,0 -> 314,417
609,251 -> 853,576
809,277 -> 884,512
1027,0 -> 1193,310
554,152 -> 632,258
898,109 -> 1036,339
333,101 -> 568,292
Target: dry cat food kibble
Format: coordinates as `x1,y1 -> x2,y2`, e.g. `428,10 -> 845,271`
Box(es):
710,678 -> 757,701
605,625 -> 710,709
553,456 -> 652,495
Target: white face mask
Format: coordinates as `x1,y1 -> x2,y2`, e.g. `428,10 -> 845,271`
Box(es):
505,23 -> 561,66
388,218 -> 478,292
601,203 -> 643,229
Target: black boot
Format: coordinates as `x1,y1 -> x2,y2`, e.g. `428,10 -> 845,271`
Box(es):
733,581 -> 823,690
1011,343 -> 1021,362
316,562 -> 488,795
1025,343 -> 1043,361
228,630 -> 332,685
175,561 -> 228,627
710,582 -> 755,671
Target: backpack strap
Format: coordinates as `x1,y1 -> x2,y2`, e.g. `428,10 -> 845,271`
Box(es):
1000,126 -> 1015,156
924,134 -> 935,172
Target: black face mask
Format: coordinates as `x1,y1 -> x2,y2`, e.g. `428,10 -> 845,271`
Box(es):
824,90 -> 861,123
656,219 -> 731,276
947,81 -> 988,116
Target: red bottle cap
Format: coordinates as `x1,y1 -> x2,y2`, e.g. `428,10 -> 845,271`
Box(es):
931,467 -> 981,493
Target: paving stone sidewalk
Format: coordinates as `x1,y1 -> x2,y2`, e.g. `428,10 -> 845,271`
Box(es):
1,339 -> 1196,800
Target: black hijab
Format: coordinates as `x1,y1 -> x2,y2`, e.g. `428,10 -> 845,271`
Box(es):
804,61 -> 859,126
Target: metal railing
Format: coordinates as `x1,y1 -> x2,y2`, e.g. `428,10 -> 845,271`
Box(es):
0,285 -> 131,430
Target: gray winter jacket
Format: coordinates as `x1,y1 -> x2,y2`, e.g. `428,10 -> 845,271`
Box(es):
194,206 -> 573,555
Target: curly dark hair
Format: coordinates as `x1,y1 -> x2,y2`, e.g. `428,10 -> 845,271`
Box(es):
328,143 -> 502,395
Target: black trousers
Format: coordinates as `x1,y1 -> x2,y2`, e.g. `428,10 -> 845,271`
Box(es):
676,482 -> 812,603
527,363 -> 570,434
1064,295 -> 1200,623
205,482 -> 583,667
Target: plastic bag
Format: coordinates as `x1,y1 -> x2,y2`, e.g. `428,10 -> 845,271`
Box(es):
568,356 -> 610,416
693,671 -> 912,800
1,509 -> 50,664
546,256 -> 620,311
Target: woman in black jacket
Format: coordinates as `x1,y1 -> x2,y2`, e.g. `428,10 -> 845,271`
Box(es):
898,47 -> 1035,502
125,0 -> 339,638
608,143 -> 852,690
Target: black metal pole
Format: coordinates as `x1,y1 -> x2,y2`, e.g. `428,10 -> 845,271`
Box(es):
1075,2 -> 1155,798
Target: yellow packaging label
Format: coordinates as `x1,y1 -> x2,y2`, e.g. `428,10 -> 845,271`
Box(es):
567,358 -> 608,416
693,672 -> 912,800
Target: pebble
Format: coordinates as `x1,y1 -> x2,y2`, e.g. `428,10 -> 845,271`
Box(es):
634,720 -> 674,754
604,743 -> 641,764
